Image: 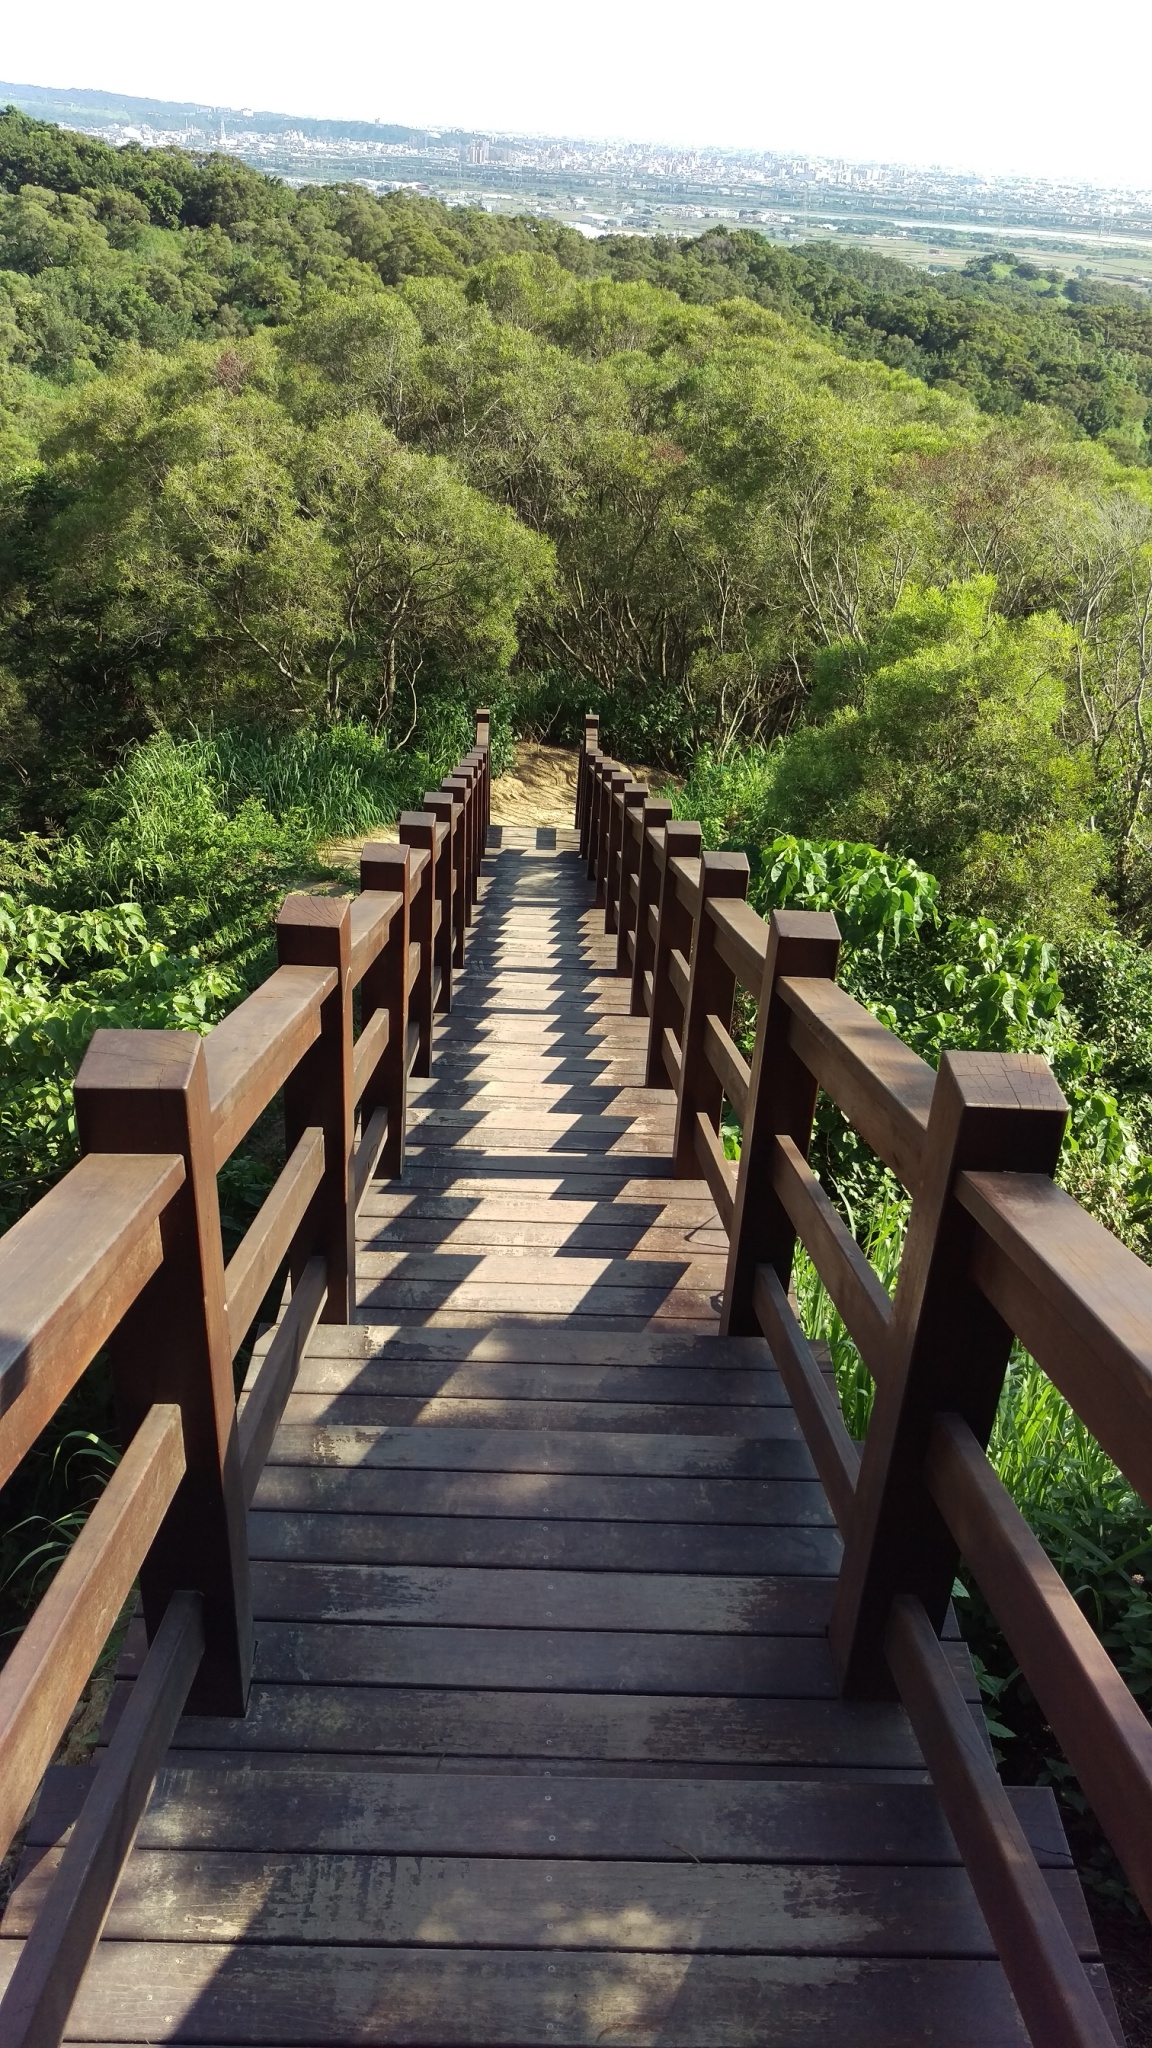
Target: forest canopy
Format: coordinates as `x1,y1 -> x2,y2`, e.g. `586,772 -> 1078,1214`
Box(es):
1,105 -> 1151,948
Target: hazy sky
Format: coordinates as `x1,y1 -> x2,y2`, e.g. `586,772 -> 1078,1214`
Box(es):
5,0 -> 1151,186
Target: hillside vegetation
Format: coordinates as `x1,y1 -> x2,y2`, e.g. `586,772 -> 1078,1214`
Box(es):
2,118 -> 1152,1924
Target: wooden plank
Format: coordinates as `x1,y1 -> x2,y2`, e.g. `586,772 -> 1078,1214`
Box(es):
693,1112 -> 737,1232
278,1396 -> 802,1436
703,1014 -> 750,1123
351,1103 -> 389,1208
927,1411 -> 1152,1923
236,1257 -> 327,1506
770,1134 -> 891,1376
0,1405 -> 185,1863
299,1325 -> 774,1366
0,1593 -> 203,2048
4,1851 -> 1095,1958
250,1465 -> 835,1525
249,1622 -> 839,1696
347,889 -> 402,986
246,1563 -> 832,1631
351,1002 -> 391,1104
264,1426 -> 815,1478
223,1128 -> 324,1358
708,896 -> 770,995
0,1153 -> 184,1491
780,977 -> 934,1194
160,1682 -> 926,1769
886,1596 -> 1117,2048
24,1764 -> 1072,1865
246,1513 -> 843,1575
1,1943 -> 1099,2045
203,964 -> 333,1170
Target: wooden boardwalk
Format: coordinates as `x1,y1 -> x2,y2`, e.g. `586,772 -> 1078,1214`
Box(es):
3,826 -> 1111,2044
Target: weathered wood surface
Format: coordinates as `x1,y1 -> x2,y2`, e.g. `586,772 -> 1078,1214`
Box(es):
5,824 -> 1107,2045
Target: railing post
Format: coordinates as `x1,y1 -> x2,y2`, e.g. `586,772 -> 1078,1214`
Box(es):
276,895 -> 355,1325
360,843 -> 412,1179
672,851 -> 749,1177
441,767 -> 474,948
629,800 -> 673,1016
400,811 -> 436,1076
576,714 -> 599,831
474,709 -> 491,846
829,1052 -> 1068,1697
611,784 -> 647,955
720,910 -> 842,1337
73,1033 -> 252,1714
644,821 -> 702,1090
423,792 -> 459,1009
459,753 -> 483,907
582,752 -> 604,871
596,767 -> 628,910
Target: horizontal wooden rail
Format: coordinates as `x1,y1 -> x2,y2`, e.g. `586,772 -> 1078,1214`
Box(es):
352,1004 -> 391,1105
237,1255 -> 327,1504
205,965 -> 334,1170
0,1153 -> 184,1490
958,1169 -> 1152,1510
0,1589 -> 204,2048
886,1595 -> 1116,2048
580,735 -> 1152,2038
927,1410 -> 1152,1923
0,1403 -> 185,1863
780,975 -> 934,1192
223,1127 -> 324,1359
348,889 -> 403,986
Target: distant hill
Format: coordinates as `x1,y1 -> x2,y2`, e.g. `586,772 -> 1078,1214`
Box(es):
0,78 -> 443,147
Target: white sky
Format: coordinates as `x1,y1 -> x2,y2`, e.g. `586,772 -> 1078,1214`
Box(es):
4,0 -> 1151,188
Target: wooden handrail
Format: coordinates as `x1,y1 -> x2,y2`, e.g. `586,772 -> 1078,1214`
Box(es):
0,1152 -> 184,1488
580,731 -> 1152,2037
0,1401 -> 185,1862
0,712 -> 490,2048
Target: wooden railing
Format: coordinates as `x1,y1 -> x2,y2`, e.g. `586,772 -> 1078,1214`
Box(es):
0,714 -> 492,2048
579,731 -> 1152,2048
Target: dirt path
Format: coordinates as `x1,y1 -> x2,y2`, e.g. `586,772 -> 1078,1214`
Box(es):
323,741 -> 670,866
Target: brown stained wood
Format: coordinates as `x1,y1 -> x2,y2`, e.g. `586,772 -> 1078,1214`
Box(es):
645,822 -> 701,1090
348,890 -> 402,987
693,1114 -> 737,1233
247,1562 -> 831,1630
246,1511 -> 843,1576
252,1622 -> 841,1697
277,896 -> 355,1327
668,945 -> 691,1007
959,1169 -> 1152,1509
707,897 -> 770,996
927,1411 -> 1152,1921
0,1941 -> 1104,2046
885,1596 -> 1117,2048
753,1266 -> 861,1534
629,803 -> 672,1017
360,846 -> 412,1180
721,912 -> 842,1339
237,1258 -> 327,1506
401,813 -> 437,1078
251,1465 -> 835,1526
703,1014 -> 750,1124
771,1134 -> 892,1376
278,1397 -> 801,1437
265,1425 -> 813,1477
0,1153 -> 183,1491
21,1765 -> 1074,1865
304,1323 -> 772,1367
669,854 -> 703,920
352,1005 -> 392,1109
203,965 -> 334,1170
352,1104 -> 390,1210
223,1128 -> 324,1359
780,976 -> 935,1193
166,1683 -> 924,1769
73,1030 -> 253,1714
5,1850 -> 1094,1959
660,1025 -> 683,1089
831,1053 -> 1068,1697
0,1403 -> 185,1863
0,1592 -> 203,2048
674,851 -> 749,1180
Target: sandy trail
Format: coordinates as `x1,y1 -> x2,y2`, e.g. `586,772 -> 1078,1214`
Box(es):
323,741 -> 668,865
